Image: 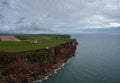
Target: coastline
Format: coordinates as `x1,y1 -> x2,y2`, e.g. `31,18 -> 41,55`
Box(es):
0,39 -> 78,83
34,56 -> 73,83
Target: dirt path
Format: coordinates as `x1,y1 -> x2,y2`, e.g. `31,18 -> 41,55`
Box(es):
0,36 -> 21,41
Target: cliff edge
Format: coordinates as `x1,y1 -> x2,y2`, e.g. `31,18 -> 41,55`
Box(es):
0,37 -> 78,83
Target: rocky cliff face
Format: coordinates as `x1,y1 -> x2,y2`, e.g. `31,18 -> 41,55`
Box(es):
0,39 -> 78,83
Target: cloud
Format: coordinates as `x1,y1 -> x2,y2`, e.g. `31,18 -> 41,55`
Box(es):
16,23 -> 54,33
0,0 -> 120,33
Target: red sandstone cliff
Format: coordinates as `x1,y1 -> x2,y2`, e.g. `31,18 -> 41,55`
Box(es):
0,39 -> 78,83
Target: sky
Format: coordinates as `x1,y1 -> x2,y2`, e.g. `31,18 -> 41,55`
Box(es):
0,0 -> 120,34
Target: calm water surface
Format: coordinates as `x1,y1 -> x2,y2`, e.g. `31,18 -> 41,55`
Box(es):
36,34 -> 120,83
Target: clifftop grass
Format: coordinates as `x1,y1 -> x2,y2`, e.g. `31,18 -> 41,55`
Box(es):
0,34 -> 73,53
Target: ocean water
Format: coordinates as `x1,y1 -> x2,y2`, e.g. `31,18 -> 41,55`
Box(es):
35,34 -> 120,83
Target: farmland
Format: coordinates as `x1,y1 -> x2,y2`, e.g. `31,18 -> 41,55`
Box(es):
0,36 -> 21,41
0,34 -> 73,53
15,34 -> 70,40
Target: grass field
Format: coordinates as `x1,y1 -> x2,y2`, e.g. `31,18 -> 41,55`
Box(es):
0,34 -> 73,53
15,34 -> 70,40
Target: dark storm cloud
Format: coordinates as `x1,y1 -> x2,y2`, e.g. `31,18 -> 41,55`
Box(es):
0,0 -> 120,33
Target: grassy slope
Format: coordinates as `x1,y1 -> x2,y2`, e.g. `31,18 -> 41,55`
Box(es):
0,34 -> 73,53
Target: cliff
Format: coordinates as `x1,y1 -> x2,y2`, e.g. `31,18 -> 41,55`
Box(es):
0,39 -> 78,83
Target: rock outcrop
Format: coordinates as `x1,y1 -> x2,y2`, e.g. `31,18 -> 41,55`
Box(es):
0,39 -> 78,83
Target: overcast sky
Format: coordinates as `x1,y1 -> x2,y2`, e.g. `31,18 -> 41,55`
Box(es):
0,0 -> 120,33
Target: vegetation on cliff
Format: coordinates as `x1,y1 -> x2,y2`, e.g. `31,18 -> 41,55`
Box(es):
0,34 -> 73,52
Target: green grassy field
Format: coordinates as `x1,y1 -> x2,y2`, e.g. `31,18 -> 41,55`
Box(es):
15,34 -> 70,40
0,35 -> 73,53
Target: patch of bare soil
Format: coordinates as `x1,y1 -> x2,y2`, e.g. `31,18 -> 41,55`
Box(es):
0,36 -> 21,41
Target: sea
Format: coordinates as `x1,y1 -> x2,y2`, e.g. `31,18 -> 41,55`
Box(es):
35,34 -> 120,83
